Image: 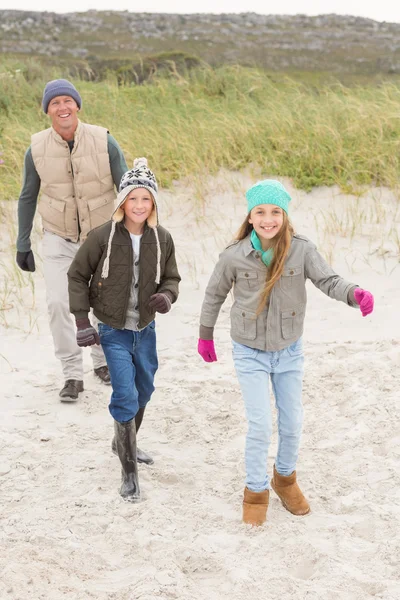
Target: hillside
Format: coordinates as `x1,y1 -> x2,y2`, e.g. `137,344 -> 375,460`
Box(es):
1,10 -> 400,75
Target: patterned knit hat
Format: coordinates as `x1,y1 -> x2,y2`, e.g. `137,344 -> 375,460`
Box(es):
112,157 -> 158,227
42,79 -> 82,114
101,158 -> 161,283
246,179 -> 291,214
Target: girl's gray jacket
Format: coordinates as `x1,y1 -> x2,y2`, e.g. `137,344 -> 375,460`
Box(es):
199,234 -> 358,351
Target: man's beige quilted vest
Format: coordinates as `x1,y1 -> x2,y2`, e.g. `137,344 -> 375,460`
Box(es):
31,121 -> 116,242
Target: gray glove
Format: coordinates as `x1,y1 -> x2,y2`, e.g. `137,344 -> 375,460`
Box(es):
76,318 -> 100,347
148,293 -> 172,314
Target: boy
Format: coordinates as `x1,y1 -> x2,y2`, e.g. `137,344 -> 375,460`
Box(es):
68,158 -> 180,501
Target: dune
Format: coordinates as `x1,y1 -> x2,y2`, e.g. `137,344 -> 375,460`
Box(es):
0,171 -> 399,599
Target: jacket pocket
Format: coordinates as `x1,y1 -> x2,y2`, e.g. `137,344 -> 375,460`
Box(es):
38,197 -> 66,229
281,304 -> 305,339
237,269 -> 260,289
87,196 -> 114,228
231,306 -> 257,340
280,265 -> 302,291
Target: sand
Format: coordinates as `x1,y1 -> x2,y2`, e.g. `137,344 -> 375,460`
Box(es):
0,172 -> 399,600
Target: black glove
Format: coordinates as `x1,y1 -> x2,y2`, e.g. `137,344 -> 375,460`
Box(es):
16,250 -> 36,272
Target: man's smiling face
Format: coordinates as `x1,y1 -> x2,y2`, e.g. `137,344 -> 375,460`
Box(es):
47,95 -> 79,133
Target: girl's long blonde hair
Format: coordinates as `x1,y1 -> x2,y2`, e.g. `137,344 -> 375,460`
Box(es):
235,211 -> 294,314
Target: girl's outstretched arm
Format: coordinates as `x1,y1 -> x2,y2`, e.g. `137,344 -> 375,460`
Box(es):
304,243 -> 359,307
305,242 -> 374,316
352,287 -> 374,316
198,250 -> 235,361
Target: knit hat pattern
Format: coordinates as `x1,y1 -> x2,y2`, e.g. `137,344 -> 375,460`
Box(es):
119,159 -> 158,195
113,158 -> 159,227
42,79 -> 82,114
246,179 -> 291,214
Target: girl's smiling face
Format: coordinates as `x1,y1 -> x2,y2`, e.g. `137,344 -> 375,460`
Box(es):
248,204 -> 284,249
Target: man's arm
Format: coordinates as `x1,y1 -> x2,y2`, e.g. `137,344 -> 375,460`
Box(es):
107,133 -> 128,190
16,147 -> 41,253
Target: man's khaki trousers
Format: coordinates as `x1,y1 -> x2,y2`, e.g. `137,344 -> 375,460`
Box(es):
42,230 -> 107,380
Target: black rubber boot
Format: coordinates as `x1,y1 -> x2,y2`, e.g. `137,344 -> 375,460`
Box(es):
135,407 -> 145,432
114,419 -> 140,502
111,407 -> 154,465
135,407 -> 154,465
111,437 -> 154,465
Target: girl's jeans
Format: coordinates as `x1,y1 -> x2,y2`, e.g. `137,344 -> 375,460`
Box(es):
232,337 -> 304,492
98,321 -> 158,423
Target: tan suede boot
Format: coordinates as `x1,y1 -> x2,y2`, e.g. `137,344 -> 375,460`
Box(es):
271,465 -> 310,515
242,487 -> 270,526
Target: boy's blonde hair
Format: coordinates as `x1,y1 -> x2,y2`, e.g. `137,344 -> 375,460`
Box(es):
235,212 -> 294,314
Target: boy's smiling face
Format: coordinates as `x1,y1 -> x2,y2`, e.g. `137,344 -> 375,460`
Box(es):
248,204 -> 284,249
122,188 -> 154,232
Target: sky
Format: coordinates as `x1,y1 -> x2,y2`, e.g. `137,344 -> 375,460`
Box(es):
1,1 -> 400,24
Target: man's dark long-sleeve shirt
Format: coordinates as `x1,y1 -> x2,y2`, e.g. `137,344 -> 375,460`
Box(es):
17,133 -> 128,252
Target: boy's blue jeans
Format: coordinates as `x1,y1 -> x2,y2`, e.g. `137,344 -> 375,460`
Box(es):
98,322 -> 158,423
232,337 -> 304,493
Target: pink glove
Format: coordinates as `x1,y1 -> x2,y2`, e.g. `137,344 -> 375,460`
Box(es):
198,339 -> 218,362
353,288 -> 374,317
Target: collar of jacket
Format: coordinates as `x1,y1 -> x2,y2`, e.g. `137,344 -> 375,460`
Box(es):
243,235 -> 257,257
243,233 -> 298,260
118,220 -> 153,238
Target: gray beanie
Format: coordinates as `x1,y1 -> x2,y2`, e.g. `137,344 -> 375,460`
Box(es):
42,79 -> 82,114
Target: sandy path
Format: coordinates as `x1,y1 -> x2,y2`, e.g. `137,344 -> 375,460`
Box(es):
0,173 -> 399,599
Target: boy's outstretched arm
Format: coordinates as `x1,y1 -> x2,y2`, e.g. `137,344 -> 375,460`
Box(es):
155,235 -> 181,303
67,230 -> 103,319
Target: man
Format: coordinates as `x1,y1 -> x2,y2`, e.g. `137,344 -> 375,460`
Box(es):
16,78 -> 128,401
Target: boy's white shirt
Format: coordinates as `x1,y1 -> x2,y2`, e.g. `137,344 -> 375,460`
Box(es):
130,233 -> 142,258
124,233 -> 142,331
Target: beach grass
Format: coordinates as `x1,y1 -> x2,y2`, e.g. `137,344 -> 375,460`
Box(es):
1,59 -> 400,203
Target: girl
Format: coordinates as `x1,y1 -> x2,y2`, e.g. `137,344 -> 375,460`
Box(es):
68,158 -> 180,502
198,179 -> 373,526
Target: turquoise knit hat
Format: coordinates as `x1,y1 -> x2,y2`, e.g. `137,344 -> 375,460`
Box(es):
246,179 -> 291,214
